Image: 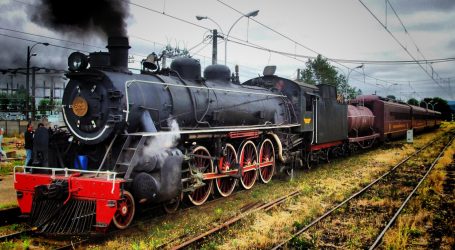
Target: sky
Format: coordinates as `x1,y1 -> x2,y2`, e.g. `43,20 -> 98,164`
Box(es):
0,0 -> 454,101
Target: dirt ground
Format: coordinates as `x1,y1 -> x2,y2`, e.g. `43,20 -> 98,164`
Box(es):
0,174 -> 17,207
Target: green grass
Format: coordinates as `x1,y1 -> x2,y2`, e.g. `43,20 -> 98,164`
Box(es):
0,202 -> 17,210
0,159 -> 23,176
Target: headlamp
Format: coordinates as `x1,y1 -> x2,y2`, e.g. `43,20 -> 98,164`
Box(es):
68,52 -> 88,72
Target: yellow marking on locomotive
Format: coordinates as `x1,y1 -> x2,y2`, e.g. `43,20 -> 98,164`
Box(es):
303,118 -> 312,124
391,123 -> 407,129
72,96 -> 88,117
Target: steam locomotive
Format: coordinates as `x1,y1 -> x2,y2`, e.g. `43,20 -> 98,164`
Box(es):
13,37 -> 441,234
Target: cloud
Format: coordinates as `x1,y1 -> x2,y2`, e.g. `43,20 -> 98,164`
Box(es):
406,21 -> 453,32
447,39 -> 455,50
390,0 -> 455,14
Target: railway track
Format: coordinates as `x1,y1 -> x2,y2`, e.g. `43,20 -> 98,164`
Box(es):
1,132 -> 451,249
0,187 -> 250,249
272,133 -> 454,249
53,191 -> 251,250
0,207 -> 22,227
165,190 -> 301,249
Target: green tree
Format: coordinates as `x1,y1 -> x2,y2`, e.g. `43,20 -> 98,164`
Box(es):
0,93 -> 9,111
421,97 -> 453,121
298,55 -> 361,99
38,98 -> 60,114
0,87 -> 28,114
386,95 -> 396,100
38,99 -> 49,115
407,98 -> 419,106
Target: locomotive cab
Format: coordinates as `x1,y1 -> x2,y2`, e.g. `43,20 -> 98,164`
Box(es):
242,74 -> 321,133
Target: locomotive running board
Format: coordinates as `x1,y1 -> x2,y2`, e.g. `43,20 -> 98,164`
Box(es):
348,133 -> 380,143
126,123 -> 301,137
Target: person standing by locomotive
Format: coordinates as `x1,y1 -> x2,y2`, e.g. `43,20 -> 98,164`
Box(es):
24,124 -> 34,165
0,128 -> 4,160
32,123 -> 49,167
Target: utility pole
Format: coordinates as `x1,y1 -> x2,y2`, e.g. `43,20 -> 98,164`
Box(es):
9,75 -> 13,95
26,42 -> 49,121
50,77 -> 54,115
212,29 -> 218,65
26,46 -> 31,120
31,67 -> 36,121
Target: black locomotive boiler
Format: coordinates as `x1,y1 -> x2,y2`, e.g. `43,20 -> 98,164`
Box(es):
63,37 -> 293,145
14,36 -> 441,234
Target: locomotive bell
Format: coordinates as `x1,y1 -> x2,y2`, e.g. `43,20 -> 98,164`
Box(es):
143,53 -> 159,71
263,65 -> 276,76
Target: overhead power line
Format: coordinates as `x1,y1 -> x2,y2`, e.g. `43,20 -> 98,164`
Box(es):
0,33 -> 91,53
3,0 -> 449,94
329,57 -> 455,65
215,0 -> 390,88
6,24 -> 451,67
357,0 -> 450,98
216,0 -> 455,98
225,37 -> 455,65
385,0 -> 429,62
0,27 -> 104,50
125,0 -> 211,31
127,0 -> 439,89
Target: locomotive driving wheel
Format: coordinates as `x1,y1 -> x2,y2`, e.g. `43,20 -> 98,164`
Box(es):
239,140 -> 258,189
215,143 -> 238,197
258,139 -> 275,183
112,191 -> 135,230
188,146 -> 214,206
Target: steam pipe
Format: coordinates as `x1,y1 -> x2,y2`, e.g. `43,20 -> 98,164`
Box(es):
140,111 -> 157,132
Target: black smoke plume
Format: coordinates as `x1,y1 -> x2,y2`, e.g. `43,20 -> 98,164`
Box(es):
30,0 -> 130,38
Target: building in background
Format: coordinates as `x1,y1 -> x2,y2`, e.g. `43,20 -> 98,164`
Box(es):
0,70 -> 66,131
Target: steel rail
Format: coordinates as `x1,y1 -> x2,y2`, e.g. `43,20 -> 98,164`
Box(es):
369,136 -> 455,249
54,188 -> 251,249
0,230 -> 33,242
0,207 -> 22,227
272,132 -> 450,249
171,190 -> 300,250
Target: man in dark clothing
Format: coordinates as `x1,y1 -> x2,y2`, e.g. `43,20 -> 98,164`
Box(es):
24,124 -> 34,165
32,123 -> 49,167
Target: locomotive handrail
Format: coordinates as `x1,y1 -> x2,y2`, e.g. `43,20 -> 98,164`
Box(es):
61,106 -> 111,141
14,166 -> 119,194
123,79 -> 287,123
125,123 -> 301,137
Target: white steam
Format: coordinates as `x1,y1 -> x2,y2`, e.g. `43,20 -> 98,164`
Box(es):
142,119 -> 181,156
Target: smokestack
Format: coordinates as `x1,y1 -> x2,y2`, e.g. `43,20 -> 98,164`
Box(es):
106,37 -> 130,71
